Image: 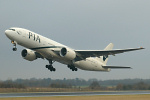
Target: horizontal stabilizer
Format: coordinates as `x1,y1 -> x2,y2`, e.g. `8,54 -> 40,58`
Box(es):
103,66 -> 131,69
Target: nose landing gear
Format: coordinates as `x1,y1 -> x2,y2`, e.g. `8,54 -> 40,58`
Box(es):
11,41 -> 17,51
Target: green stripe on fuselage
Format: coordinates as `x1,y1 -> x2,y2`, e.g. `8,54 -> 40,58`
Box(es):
30,46 -> 63,50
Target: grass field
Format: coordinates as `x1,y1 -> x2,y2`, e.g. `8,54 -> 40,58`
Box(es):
0,94 -> 150,100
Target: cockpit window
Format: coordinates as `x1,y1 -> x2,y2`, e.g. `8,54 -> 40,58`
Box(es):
17,31 -> 22,35
9,29 -> 15,31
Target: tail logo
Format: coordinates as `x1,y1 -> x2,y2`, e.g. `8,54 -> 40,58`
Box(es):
103,55 -> 108,61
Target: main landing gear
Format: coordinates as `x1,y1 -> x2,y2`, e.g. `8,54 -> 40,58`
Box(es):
11,41 -> 17,51
46,60 -> 56,72
68,65 -> 78,71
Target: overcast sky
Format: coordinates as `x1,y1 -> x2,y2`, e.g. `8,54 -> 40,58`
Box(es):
0,0 -> 149,80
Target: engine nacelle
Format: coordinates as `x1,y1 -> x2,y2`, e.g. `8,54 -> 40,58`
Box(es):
21,49 -> 37,61
60,48 -> 76,60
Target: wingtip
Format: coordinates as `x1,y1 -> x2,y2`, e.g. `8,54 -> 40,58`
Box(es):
140,47 -> 145,49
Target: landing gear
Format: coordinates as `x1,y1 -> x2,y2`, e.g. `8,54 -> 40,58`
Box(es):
11,41 -> 17,51
45,59 -> 56,72
13,47 -> 17,51
46,65 -> 56,71
68,65 -> 78,71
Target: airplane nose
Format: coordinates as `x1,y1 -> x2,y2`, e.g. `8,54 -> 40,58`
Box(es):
5,30 -> 9,36
5,30 -> 12,39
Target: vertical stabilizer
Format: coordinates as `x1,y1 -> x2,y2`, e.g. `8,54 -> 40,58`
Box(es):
97,43 -> 114,65
104,43 -> 114,50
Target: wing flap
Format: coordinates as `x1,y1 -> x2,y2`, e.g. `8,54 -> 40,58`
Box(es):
103,66 -> 131,69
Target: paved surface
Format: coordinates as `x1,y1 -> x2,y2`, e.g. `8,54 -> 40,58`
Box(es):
0,91 -> 150,98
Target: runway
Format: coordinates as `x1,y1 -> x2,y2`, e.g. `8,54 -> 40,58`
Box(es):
0,91 -> 150,98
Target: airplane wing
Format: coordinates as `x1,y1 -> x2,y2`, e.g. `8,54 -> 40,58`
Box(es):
75,47 -> 144,59
102,66 -> 131,69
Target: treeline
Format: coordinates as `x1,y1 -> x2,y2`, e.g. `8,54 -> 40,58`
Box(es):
1,78 -> 150,90
116,82 -> 150,90
0,80 -> 26,88
6,78 -> 90,87
7,78 -> 150,87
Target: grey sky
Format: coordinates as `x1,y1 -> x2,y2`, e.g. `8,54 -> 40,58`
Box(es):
0,0 -> 149,80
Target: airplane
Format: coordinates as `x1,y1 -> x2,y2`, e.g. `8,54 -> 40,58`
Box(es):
5,27 -> 144,72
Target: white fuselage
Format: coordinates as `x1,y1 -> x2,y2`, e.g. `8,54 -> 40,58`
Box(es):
5,27 -> 110,71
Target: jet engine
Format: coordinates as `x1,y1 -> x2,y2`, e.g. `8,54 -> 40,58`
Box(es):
59,48 -> 76,60
21,49 -> 37,61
